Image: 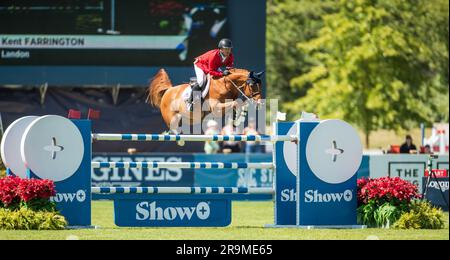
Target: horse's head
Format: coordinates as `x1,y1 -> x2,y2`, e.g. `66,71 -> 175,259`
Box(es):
225,69 -> 264,103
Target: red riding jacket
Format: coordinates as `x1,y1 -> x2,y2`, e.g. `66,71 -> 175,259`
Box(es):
194,49 -> 234,77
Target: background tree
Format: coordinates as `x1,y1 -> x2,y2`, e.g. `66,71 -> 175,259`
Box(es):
282,0 -> 449,147
266,0 -> 336,102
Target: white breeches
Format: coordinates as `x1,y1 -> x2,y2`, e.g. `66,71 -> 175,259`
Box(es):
194,64 -> 206,86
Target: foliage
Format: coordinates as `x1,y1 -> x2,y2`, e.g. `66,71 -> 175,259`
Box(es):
358,200 -> 406,228
266,0 -> 337,102
393,200 -> 445,229
272,0 -> 449,147
0,176 -> 64,230
357,177 -> 422,228
0,207 -> 67,230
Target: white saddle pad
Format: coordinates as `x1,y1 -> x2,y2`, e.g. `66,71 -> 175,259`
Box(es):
182,75 -> 211,102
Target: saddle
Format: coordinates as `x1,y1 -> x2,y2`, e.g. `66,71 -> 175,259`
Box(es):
182,75 -> 211,110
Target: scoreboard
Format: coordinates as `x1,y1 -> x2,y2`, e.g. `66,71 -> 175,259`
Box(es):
0,0 -> 228,66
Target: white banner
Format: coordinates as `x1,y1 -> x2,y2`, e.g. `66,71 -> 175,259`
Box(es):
369,154 -> 449,193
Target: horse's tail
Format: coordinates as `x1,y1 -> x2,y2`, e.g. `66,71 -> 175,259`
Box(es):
146,68 -> 173,108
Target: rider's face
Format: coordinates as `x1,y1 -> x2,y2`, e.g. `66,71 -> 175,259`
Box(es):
220,48 -> 232,57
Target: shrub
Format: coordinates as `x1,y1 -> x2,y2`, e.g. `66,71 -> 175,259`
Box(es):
0,207 -> 67,230
0,176 -> 66,230
357,199 -> 409,228
393,200 -> 445,229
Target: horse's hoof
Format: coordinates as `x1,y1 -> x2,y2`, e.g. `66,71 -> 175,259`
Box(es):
177,140 -> 185,146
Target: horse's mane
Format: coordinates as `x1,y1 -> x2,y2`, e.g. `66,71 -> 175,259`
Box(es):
229,68 -> 249,75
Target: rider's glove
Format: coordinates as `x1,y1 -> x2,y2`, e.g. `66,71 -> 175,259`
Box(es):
223,70 -> 231,76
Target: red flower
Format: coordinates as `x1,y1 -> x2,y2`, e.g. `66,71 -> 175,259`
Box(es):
17,178 -> 55,202
357,176 -> 420,206
0,176 -> 22,206
0,176 -> 56,207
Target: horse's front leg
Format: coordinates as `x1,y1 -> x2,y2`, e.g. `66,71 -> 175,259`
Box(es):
209,100 -> 239,116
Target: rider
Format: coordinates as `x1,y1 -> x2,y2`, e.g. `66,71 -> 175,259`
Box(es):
187,38 -> 234,110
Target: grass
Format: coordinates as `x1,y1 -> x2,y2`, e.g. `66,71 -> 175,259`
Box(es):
0,201 -> 448,240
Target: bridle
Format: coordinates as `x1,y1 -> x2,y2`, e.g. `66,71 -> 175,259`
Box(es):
225,75 -> 261,102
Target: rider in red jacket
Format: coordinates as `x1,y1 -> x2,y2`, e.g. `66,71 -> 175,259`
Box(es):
188,38 -> 234,110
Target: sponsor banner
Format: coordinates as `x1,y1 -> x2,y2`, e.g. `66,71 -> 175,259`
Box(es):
424,169 -> 449,177
274,122 -> 297,225
91,152 -> 370,201
297,121 -> 357,226
422,177 -> 449,211
92,153 -> 194,187
194,153 -> 273,188
357,156 -> 370,178
370,154 -> 449,193
113,194 -> 231,227
50,119 -> 92,226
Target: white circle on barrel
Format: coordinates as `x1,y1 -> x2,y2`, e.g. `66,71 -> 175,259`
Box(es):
306,119 -> 362,184
0,116 -> 39,178
20,115 -> 84,182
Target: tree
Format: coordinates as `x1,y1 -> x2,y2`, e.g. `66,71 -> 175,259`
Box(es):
266,0 -> 336,102
285,0 -> 449,147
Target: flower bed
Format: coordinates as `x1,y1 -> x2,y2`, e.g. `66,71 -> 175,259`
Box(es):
0,176 -> 67,230
357,176 -> 445,229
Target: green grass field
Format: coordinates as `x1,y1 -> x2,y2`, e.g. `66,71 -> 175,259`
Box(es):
0,201 -> 448,240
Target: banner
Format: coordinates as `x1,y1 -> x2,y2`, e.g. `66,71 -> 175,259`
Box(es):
370,154 -> 449,192
422,177 -> 449,211
92,153 -> 195,187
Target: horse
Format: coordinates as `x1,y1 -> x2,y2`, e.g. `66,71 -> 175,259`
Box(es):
147,68 -> 263,134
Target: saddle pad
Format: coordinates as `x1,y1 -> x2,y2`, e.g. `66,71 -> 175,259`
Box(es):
182,75 -> 211,102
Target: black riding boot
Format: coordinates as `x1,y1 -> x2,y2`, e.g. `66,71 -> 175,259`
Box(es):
188,82 -> 202,111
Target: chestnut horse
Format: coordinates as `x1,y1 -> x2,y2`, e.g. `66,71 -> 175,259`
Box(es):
147,68 -> 263,134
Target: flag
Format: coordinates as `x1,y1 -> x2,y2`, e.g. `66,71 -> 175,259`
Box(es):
88,109 -> 101,120
68,109 -> 81,119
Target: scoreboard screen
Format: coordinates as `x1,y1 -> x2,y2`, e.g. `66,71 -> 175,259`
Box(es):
0,0 -> 228,66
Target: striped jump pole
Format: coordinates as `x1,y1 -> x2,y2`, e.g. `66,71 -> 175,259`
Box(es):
91,161 -> 273,169
91,186 -> 275,195
4,114 -> 363,228
92,133 -> 297,142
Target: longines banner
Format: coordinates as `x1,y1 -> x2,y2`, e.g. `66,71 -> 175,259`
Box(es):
90,153 -> 448,201
91,153 -> 275,201
91,153 -> 370,189
92,153 -> 195,187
